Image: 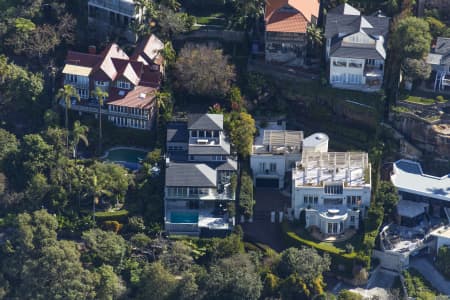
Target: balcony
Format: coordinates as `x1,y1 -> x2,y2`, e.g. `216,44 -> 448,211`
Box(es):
63,80 -> 89,90
108,110 -> 149,120
364,65 -> 384,78
89,0 -> 135,16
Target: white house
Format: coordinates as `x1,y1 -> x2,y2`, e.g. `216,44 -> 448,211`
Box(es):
390,159 -> 450,218
430,226 -> 450,255
250,121 -> 303,188
291,151 -> 372,235
324,3 -> 389,91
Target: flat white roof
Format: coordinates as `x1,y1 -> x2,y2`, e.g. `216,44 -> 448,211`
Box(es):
303,133 -> 329,148
430,226 -> 450,239
391,159 -> 450,202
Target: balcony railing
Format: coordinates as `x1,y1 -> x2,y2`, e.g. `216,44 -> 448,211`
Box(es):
108,110 -> 149,120
89,0 -> 135,16
63,80 -> 89,90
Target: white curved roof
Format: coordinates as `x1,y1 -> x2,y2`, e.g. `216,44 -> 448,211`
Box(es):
391,159 -> 450,202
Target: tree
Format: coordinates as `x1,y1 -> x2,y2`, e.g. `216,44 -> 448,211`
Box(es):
239,172 -> 255,217
307,24 -> 323,49
91,87 -> 108,155
203,253 -> 263,300
436,246 -> 450,278
375,181 -> 399,218
72,120 -> 89,159
94,264 -> 126,300
402,58 -> 432,82
160,241 -> 194,275
136,262 -> 178,300
156,6 -> 193,39
229,112 -> 256,158
0,128 -> 18,163
82,228 -> 127,268
174,44 -> 235,97
56,84 -> 80,152
277,247 -> 331,285
425,17 -> 447,39
0,210 -> 96,299
391,17 -> 432,60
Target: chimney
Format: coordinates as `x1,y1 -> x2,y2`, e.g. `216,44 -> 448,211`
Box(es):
88,45 -> 96,54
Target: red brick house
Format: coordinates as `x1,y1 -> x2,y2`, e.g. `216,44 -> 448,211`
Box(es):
61,35 -> 164,130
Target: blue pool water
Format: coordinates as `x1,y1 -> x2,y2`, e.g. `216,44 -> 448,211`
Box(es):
103,148 -> 148,171
170,211 -> 199,223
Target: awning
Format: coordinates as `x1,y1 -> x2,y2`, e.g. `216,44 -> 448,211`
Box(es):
62,64 -> 92,76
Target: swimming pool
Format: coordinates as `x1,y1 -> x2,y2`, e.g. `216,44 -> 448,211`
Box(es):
170,211 -> 199,223
103,148 -> 148,171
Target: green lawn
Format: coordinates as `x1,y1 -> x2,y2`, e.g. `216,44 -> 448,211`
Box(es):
401,94 -> 448,106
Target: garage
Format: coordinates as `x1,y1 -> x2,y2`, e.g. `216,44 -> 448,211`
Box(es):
255,178 -> 279,188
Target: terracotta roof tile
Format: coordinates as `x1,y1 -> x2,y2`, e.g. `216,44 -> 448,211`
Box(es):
265,0 -> 320,23
66,51 -> 102,67
266,11 -> 308,33
108,86 -> 156,109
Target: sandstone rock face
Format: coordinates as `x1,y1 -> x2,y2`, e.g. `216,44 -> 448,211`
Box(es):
390,112 -> 450,159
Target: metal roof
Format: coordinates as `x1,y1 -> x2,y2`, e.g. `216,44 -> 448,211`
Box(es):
165,163 -> 216,187
187,114 -> 223,131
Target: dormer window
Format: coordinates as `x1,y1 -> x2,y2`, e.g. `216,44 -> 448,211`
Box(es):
117,80 -> 131,89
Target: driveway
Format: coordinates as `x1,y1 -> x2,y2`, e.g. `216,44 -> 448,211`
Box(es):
410,257 -> 450,295
241,188 -> 290,252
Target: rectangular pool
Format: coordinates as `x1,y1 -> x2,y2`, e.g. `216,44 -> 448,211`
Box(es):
170,211 -> 199,223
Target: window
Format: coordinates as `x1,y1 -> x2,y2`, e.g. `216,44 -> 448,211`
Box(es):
199,131 -> 205,138
95,81 -> 108,86
117,80 -> 131,89
213,131 -> 219,138
324,184 -> 343,194
191,130 -> 197,138
350,216 -> 355,223
270,163 -> 277,172
66,74 -> 77,83
347,74 -> 362,84
78,89 -> 88,99
324,198 -> 343,205
348,60 -> 363,68
333,59 -> 346,67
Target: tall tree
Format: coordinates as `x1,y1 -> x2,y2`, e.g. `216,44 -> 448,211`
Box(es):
229,112 -> 256,158
91,87 -> 108,155
82,228 -> 127,268
72,120 -> 89,159
56,84 -> 80,152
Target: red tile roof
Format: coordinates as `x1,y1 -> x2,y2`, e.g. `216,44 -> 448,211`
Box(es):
66,51 -> 102,68
266,11 -> 308,33
265,0 -> 320,23
108,86 -> 156,109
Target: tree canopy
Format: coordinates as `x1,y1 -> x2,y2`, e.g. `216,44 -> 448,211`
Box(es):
174,44 -> 235,97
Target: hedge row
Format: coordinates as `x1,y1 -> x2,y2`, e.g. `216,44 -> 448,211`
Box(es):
94,210 -> 129,222
281,222 -> 358,278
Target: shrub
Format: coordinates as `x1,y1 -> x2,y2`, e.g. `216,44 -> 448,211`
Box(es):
345,243 -> 354,254
337,290 -> 363,300
436,95 -> 445,103
103,220 -> 123,233
239,172 -> 255,217
436,246 -> 450,279
127,216 -> 146,233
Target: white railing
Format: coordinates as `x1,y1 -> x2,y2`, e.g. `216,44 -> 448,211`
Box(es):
165,222 -> 199,233
89,0 -> 135,16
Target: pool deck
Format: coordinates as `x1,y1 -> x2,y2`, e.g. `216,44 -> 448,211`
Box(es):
99,146 -> 151,160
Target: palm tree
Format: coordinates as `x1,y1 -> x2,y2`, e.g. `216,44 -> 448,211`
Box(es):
90,174 -> 113,223
91,87 -> 108,156
307,24 -> 323,50
56,85 -> 80,153
72,120 -> 89,160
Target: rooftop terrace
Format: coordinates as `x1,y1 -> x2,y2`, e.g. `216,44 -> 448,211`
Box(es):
293,152 -> 370,187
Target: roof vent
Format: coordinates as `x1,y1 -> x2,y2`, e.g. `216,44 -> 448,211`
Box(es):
118,90 -> 125,96
139,93 -> 146,99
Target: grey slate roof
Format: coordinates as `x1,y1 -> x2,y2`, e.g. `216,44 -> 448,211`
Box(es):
330,41 -> 385,60
325,3 -> 389,61
188,143 -> 230,155
188,114 -> 223,131
165,163 -> 216,187
328,3 -> 361,16
167,121 -> 188,143
436,37 -> 450,55
216,159 -> 238,171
